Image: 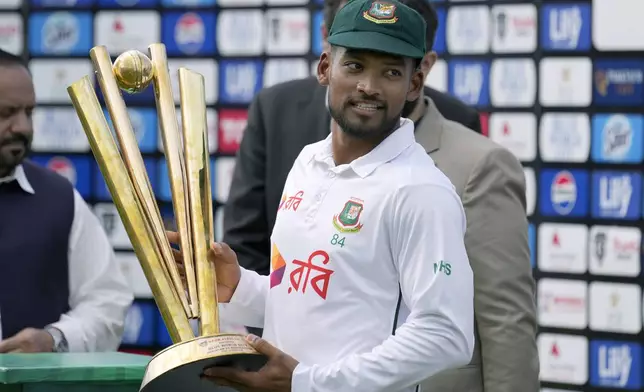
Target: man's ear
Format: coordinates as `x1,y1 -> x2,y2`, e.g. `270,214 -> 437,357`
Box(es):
317,52 -> 331,86
407,67 -> 424,102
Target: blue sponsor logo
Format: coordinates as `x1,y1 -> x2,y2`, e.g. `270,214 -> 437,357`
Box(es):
432,8 -> 446,54
161,0 -> 215,6
219,60 -> 263,105
448,60 -> 490,107
592,171 -> 642,220
162,12 -> 216,56
594,60 -> 644,106
540,3 -> 591,51
28,12 -> 92,55
94,158 -> 157,201
31,0 -> 94,6
31,154 -> 92,198
590,340 -> 642,389
97,0 -> 157,7
592,114 -> 643,163
528,223 -> 535,268
121,300 -> 156,346
312,11 -> 324,56
104,108 -> 158,153
539,169 -> 589,217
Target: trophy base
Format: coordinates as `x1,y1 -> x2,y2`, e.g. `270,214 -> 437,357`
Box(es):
140,333 -> 268,392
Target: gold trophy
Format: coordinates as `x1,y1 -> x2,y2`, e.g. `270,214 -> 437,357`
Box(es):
66,44 -> 267,391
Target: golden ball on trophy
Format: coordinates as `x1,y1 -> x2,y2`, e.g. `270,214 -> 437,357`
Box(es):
113,50 -> 154,94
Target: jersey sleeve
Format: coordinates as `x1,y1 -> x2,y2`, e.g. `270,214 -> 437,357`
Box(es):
219,268 -> 269,328
291,183 -> 475,392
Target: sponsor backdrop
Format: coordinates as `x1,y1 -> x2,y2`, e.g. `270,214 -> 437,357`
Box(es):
1,0 -> 644,390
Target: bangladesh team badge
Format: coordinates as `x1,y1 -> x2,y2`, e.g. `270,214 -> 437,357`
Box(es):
333,197 -> 364,233
363,1 -> 398,24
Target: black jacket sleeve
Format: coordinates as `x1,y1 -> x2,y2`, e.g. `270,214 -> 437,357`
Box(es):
222,95 -> 271,275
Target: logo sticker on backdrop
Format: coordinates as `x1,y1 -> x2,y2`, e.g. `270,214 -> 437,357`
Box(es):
448,60 -> 490,107
219,60 -> 263,104
593,59 -> 644,106
490,4 -> 537,54
28,11 -> 92,55
0,13 -> 23,55
588,226 -> 641,277
266,8 -> 310,55
94,11 -> 160,55
538,333 -> 588,385
489,113 -> 537,161
591,114 -> 643,163
218,110 -> 248,154
537,278 -> 588,329
163,12 -> 215,56
264,59 -> 309,88
217,10 -> 264,56
490,58 -> 536,107
591,171 -> 642,220
540,3 -> 591,51
537,223 -> 587,274
590,340 -> 642,389
446,6 -> 490,54
31,107 -> 89,153
539,169 -> 589,217
30,59 -> 93,104
588,282 -> 642,334
539,113 -> 591,163
540,57 -> 592,107
30,155 -> 92,198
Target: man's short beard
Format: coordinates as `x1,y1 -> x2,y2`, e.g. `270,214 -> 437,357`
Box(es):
328,100 -> 401,140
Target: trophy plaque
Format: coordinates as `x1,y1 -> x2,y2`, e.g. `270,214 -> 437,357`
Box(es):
66,44 -> 267,392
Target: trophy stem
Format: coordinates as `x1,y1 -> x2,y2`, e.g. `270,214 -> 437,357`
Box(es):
67,77 -> 195,343
89,46 -> 193,320
179,68 -> 219,336
149,44 -> 201,319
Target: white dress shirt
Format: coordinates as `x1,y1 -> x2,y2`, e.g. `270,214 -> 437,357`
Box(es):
0,164 -> 133,351
222,119 -> 475,392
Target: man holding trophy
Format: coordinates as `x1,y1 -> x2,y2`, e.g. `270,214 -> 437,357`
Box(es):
188,1 -> 474,391
68,0 -> 473,391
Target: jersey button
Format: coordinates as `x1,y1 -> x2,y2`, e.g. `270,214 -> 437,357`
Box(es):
328,172 -> 336,178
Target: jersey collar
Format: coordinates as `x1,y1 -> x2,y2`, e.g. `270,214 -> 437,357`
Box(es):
311,118 -> 416,178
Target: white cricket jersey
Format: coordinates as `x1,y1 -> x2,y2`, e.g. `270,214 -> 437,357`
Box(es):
221,118 -> 474,392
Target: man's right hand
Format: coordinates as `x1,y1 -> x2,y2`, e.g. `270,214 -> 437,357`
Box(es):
167,231 -> 242,303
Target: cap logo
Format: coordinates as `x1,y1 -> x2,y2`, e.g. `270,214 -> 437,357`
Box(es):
363,1 -> 398,24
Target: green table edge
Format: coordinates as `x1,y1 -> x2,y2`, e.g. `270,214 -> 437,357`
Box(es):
0,353 -> 151,384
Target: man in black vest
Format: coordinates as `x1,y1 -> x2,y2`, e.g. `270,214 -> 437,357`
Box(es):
0,49 -> 133,353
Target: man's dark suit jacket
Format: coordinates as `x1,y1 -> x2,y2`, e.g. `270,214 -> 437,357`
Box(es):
223,76 -> 481,275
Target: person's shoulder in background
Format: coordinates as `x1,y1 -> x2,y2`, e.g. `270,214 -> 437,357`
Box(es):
255,76 -> 322,109
424,86 -> 481,133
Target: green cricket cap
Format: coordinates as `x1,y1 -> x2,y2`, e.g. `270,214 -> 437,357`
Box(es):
327,0 -> 427,59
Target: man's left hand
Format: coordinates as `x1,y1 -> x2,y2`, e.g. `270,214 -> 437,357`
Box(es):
203,334 -> 298,392
0,328 -> 54,353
